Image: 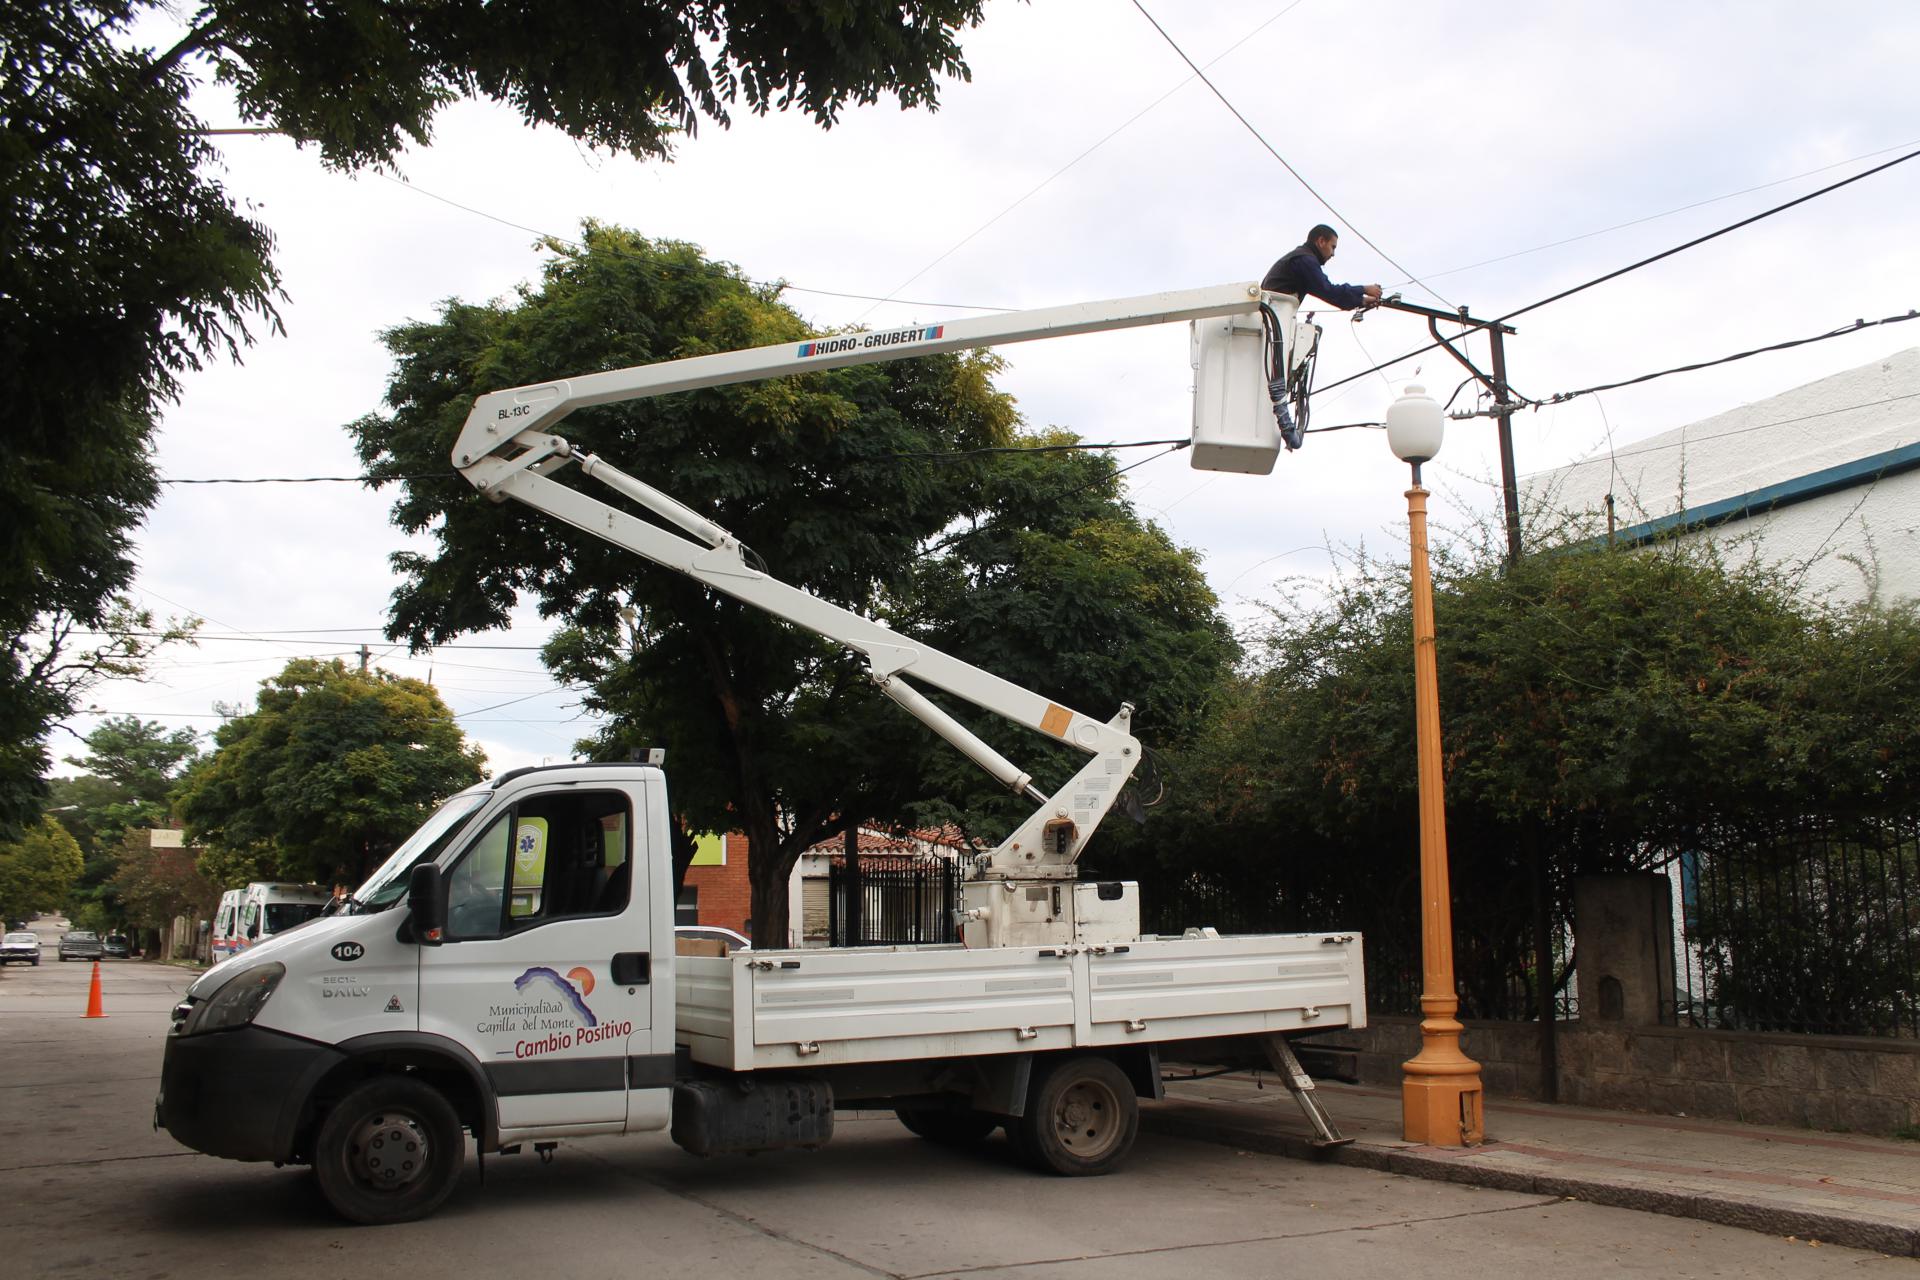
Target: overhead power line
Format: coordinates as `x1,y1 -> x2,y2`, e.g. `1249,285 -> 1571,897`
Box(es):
1553,390 -> 1920,472
65,629 -> 550,651
161,472 -> 443,485
1312,145 -> 1920,403
1127,0 -> 1448,308
1398,136 -> 1920,289
165,436 -> 1187,485
857,0 -> 1311,320
889,436 -> 1192,460
376,173 -> 1011,313
1544,309 -> 1920,405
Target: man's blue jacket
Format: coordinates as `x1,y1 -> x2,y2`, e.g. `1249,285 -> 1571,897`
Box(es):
1261,244 -> 1367,310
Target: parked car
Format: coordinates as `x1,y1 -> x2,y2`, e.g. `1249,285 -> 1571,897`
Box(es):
103,934 -> 130,958
674,923 -> 752,952
58,930 -> 103,962
0,932 -> 40,965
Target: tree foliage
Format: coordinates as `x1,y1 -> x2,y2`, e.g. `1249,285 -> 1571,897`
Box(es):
1124,527 -> 1920,1025
58,716 -> 203,846
110,831 -> 218,937
0,816 -> 85,923
1,0 -> 986,839
174,658 -> 486,886
351,229 -> 1236,943
48,716 -> 203,931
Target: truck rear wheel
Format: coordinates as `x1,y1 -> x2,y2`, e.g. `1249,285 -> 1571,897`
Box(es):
312,1076 -> 465,1224
896,1106 -> 999,1145
1015,1056 -> 1137,1177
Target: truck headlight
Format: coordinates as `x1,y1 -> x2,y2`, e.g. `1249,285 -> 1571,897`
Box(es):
185,963 -> 285,1034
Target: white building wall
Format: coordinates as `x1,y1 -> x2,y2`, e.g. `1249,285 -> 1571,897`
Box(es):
1529,347 -> 1920,605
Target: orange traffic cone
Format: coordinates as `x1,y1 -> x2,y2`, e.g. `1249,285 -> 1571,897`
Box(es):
82,960 -> 106,1019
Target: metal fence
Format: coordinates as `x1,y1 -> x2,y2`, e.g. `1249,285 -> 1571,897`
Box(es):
1663,819 -> 1920,1038
827,856 -> 962,947
1133,870 -> 1575,1023
1123,815 -> 1920,1038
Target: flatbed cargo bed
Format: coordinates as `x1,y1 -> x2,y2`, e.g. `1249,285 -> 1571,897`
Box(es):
675,931 -> 1365,1072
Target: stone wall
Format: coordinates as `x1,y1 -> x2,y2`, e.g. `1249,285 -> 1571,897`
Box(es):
1557,1023 -> 1920,1133
1303,1015 -> 1920,1136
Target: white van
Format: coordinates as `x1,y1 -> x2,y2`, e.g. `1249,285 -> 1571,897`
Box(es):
212,883 -> 329,962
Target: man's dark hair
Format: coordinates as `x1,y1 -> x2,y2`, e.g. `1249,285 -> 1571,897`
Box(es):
1308,224 -> 1338,244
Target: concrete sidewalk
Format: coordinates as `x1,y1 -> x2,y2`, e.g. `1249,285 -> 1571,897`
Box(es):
1143,1072 -> 1920,1258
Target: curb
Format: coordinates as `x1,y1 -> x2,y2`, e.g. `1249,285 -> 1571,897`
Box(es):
1140,1103 -> 1920,1259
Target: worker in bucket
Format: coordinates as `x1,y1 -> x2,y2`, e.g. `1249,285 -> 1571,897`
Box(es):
1262,224 -> 1383,311
1259,225 -> 1383,449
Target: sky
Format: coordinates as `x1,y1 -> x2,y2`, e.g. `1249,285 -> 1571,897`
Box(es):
58,0 -> 1920,780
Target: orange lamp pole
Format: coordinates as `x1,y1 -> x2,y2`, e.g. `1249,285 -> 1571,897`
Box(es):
1385,385 -> 1484,1147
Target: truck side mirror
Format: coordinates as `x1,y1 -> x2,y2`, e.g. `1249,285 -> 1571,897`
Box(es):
408,864 -> 446,945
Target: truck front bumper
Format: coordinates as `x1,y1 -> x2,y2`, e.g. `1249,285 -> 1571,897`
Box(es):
158,1026 -> 345,1163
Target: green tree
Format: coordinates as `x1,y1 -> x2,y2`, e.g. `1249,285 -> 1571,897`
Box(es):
0,815 -> 85,923
175,658 -> 486,885
49,717 -> 203,931
110,831 -> 218,948
2,0 -> 986,839
1136,526 -> 1920,1025
351,229 -> 1236,944
57,717 -> 203,848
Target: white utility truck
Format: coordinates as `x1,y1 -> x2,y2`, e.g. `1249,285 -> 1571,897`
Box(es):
157,282 -> 1360,1224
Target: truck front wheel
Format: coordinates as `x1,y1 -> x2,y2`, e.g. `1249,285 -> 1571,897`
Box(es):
1016,1057 -> 1138,1177
312,1076 -> 465,1224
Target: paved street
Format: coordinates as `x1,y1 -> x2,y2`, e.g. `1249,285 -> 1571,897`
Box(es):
0,928 -> 1911,1278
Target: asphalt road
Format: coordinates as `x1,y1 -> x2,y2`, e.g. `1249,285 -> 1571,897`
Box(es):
0,920 -> 1908,1279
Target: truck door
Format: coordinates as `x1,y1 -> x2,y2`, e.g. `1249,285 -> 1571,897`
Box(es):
419,784 -> 653,1132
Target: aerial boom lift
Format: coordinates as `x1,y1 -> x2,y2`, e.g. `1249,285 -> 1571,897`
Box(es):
452,281 -> 1309,946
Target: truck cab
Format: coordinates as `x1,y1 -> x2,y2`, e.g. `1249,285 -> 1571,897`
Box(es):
159,763 -> 677,1223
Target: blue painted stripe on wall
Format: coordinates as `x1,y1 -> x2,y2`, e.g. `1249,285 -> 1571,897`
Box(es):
1610,440 -> 1920,547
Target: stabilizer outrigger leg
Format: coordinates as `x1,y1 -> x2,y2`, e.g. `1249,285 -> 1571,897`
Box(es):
1261,1034 -> 1353,1150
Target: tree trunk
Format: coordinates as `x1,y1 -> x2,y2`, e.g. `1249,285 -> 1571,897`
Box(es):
743,815 -> 789,947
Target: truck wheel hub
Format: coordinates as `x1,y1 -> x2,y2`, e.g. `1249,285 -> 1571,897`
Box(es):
1053,1081 -> 1117,1153
351,1111 -> 430,1189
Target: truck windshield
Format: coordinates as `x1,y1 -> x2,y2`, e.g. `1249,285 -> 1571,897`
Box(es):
264,902 -> 324,934
351,793 -> 490,911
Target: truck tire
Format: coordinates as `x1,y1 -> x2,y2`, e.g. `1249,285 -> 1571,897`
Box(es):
312,1076 -> 465,1224
896,1106 -> 999,1145
1015,1056 -> 1137,1177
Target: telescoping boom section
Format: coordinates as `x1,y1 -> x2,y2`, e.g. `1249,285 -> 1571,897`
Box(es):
452,282 -> 1279,946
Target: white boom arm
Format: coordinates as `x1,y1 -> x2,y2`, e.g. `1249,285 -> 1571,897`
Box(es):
452,282 -> 1266,880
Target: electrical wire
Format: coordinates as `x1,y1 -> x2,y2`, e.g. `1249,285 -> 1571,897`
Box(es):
889,437 -> 1191,460
1127,0 -> 1449,308
1553,390 -> 1920,472
854,0 -> 1312,321
376,172 -> 1011,313
454,685 -> 585,718
1544,309 -> 1920,405
1311,145 -> 1920,403
61,629 -> 551,651
164,437 -> 1195,485
1391,136 -> 1920,289
161,473 -> 445,485
1114,441 -> 1191,480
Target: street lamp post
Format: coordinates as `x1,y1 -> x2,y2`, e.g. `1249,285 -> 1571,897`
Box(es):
1384,384 -> 1485,1146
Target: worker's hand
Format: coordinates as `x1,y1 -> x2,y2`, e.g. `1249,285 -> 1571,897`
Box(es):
1363,284 -> 1383,300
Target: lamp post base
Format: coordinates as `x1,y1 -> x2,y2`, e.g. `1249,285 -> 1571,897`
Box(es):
1402,1039 -> 1485,1146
